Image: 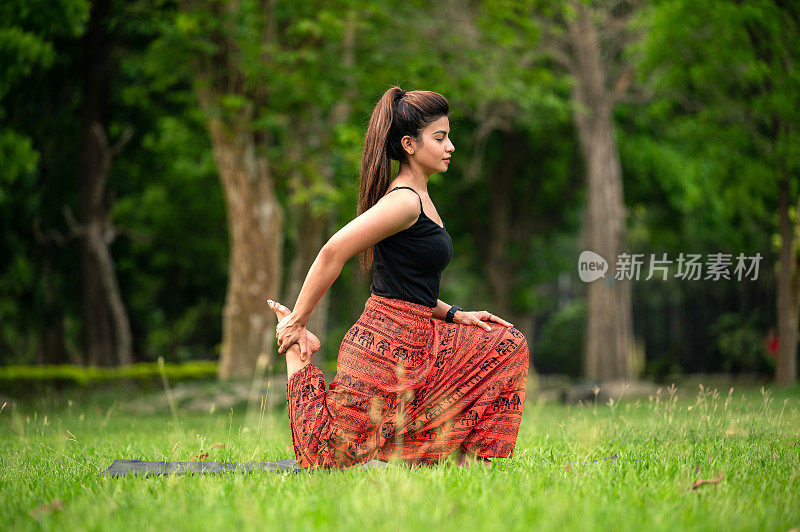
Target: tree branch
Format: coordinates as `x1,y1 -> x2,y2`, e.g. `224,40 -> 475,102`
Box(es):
538,42 -> 575,73
609,63 -> 635,105
89,123 -> 133,208
62,205 -> 85,238
464,103 -> 513,183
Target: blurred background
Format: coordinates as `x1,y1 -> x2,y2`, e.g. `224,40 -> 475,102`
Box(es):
1,0 -> 797,390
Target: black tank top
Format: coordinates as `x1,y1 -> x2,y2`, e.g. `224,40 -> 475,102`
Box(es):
369,186 -> 453,307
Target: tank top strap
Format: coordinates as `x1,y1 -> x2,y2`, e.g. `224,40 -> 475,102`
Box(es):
387,186 -> 423,214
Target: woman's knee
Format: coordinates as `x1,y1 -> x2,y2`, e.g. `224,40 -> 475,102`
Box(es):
501,327 -> 529,366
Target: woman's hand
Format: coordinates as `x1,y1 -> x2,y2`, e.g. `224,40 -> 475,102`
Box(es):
279,329 -> 320,361
453,310 -> 513,332
276,313 -> 312,360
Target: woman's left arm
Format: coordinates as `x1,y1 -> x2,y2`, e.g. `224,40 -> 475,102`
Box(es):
433,299 -> 451,321
434,299 -> 514,330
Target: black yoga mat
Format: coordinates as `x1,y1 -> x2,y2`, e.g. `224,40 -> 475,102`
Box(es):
101,459 -> 391,477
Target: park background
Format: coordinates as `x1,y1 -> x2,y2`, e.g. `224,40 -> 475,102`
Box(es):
3,1 -> 800,531
2,0 -> 798,387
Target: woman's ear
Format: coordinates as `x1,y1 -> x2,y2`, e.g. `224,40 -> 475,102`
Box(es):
401,135 -> 416,155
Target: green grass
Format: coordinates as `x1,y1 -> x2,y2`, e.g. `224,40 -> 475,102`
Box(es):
2,382 -> 799,531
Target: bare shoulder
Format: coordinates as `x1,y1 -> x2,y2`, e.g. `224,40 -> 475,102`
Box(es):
372,188 -> 420,231
321,187 -> 420,262
378,183 -> 418,202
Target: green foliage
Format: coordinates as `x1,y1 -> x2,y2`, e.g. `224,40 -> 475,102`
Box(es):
0,0 -> 90,179
710,312 -> 773,374
534,300 -> 585,377
0,0 -> 90,98
0,0 -> 794,378
0,361 -> 217,393
0,129 -> 38,196
113,109 -> 228,362
0,0 -> 92,363
632,0 -> 800,253
0,0 -> 232,364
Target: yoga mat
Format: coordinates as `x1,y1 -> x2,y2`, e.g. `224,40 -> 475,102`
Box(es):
101,459 -> 390,477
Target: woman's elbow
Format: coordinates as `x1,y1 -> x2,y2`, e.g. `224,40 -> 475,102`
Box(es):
319,241 -> 344,266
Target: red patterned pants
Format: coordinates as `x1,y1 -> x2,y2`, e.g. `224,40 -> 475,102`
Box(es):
286,294 -> 529,468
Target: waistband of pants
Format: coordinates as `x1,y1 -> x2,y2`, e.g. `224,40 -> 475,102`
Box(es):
364,294 -> 434,326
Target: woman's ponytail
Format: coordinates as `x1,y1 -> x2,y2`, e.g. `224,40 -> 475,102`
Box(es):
356,86 -> 450,275
357,86 -> 405,275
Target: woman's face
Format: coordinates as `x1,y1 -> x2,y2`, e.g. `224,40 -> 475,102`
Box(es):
403,116 -> 455,175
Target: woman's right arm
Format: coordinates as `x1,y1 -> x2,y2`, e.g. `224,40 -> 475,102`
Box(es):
275,190 -> 421,356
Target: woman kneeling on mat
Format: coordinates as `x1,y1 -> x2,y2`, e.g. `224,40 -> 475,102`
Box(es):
267,86 -> 530,469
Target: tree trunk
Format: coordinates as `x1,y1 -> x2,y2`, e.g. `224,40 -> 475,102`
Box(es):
569,3 -> 635,382
79,0 -> 112,366
85,204 -> 133,366
203,109 -> 283,379
79,0 -> 133,366
189,4 -> 359,377
776,174 -> 799,385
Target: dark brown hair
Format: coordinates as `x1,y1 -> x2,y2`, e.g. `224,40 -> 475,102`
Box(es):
357,86 -> 450,274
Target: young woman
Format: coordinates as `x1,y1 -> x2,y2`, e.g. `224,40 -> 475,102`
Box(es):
266,86 -> 530,469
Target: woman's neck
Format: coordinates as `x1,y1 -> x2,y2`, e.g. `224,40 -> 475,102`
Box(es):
395,164 -> 430,193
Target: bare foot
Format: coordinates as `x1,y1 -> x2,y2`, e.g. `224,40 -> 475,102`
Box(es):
266,299 -> 322,355
267,299 -> 322,380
